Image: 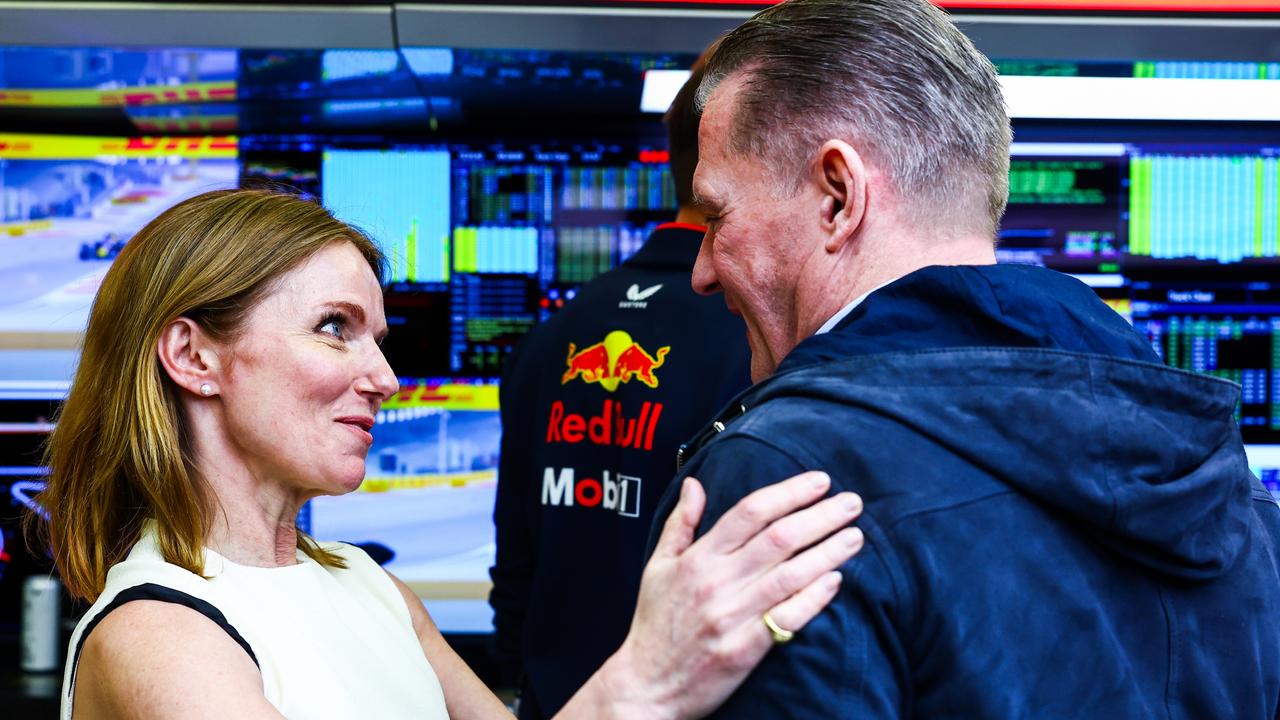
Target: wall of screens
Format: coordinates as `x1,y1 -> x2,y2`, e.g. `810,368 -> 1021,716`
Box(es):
0,39 -> 1279,634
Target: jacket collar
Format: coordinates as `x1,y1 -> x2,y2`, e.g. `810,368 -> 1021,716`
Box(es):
624,223 -> 705,271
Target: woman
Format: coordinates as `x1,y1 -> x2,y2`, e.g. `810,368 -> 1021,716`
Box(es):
37,189 -> 864,719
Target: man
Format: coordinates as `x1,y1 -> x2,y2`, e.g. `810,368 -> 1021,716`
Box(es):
489,59 -> 752,720
654,0 -> 1280,716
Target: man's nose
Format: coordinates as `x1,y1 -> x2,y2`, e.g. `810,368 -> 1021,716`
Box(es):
691,234 -> 722,296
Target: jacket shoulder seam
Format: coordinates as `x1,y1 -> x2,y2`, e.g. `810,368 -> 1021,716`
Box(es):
880,487 -> 1021,532
706,429 -> 814,474
719,422 -> 833,473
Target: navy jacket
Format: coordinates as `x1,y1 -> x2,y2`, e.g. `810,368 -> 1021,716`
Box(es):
655,263 -> 1280,718
491,224 -> 751,719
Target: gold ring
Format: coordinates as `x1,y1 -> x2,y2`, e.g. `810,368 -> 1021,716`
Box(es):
762,612 -> 794,644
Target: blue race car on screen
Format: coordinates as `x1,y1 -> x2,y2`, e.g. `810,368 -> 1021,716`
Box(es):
79,233 -> 129,261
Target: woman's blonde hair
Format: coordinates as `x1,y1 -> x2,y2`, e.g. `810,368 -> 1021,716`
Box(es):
33,188 -> 385,601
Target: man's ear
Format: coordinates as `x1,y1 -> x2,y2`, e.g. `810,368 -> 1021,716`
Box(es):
157,317 -> 222,398
815,139 -> 868,254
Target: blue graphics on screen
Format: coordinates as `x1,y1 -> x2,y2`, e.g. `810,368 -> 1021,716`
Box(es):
7,477 -> 45,519
401,48 -> 454,77
1246,445 -> 1280,504
1141,62 -> 1280,80
450,226 -> 539,274
322,149 -> 451,284
1129,153 -> 1280,262
321,50 -> 402,83
0,47 -> 236,93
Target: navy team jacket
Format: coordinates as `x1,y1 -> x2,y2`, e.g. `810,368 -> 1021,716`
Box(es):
654,263 -> 1280,718
490,224 -> 752,719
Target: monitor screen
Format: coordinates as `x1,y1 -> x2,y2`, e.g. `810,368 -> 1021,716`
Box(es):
999,139 -> 1280,271
238,55 -> 1280,633
0,468 -> 50,630
0,133 -> 239,395
2,47 -> 1279,634
244,134 -> 673,380
1129,277 -> 1280,442
256,133 -> 674,631
0,398 -> 56,630
0,132 -> 239,630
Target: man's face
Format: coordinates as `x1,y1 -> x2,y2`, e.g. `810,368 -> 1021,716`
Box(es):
691,77 -> 822,383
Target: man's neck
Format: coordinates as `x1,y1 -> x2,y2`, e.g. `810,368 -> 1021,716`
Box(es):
800,230 -> 997,341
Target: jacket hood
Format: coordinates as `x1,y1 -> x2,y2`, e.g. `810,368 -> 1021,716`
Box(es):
755,265 -> 1253,581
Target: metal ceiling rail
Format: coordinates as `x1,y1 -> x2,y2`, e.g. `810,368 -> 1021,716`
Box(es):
0,1 -> 1275,61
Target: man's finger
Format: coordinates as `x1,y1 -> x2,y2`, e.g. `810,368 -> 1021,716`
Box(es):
651,477 -> 707,560
698,471 -> 831,554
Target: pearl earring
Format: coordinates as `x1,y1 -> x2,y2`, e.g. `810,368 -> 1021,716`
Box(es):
199,383 -> 213,397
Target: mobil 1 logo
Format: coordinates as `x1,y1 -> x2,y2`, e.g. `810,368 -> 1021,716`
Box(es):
541,467 -> 642,518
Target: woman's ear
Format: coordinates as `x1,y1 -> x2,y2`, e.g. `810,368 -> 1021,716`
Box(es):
157,318 -> 221,398
814,139 -> 869,254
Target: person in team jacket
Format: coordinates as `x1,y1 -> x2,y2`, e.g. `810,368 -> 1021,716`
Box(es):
489,58 -> 753,719
649,0 -> 1280,717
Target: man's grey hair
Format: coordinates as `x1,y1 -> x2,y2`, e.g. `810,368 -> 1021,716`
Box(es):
696,0 -> 1012,234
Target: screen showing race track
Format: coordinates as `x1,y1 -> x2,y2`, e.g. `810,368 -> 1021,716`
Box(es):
0,134 -> 239,393
304,380 -> 499,586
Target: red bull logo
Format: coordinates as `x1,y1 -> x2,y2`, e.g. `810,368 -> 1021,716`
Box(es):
562,330 -> 669,391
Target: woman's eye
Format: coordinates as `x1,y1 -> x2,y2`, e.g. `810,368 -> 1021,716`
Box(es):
319,318 -> 345,340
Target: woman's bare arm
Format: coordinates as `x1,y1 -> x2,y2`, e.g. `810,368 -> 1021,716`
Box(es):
73,600 -> 284,720
394,471 -> 862,720
387,573 -> 514,719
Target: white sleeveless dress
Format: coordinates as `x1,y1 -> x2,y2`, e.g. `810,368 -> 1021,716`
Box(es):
61,526 -> 450,719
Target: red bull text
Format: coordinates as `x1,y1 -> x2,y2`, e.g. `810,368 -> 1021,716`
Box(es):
546,399 -> 664,451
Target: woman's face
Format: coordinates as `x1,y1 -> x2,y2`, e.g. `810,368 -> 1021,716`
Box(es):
216,241 -> 397,497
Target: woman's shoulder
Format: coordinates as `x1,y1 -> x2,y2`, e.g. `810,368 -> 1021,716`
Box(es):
102,540 -> 204,587
62,528 -> 266,715
79,599 -> 258,679
71,599 -> 279,720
